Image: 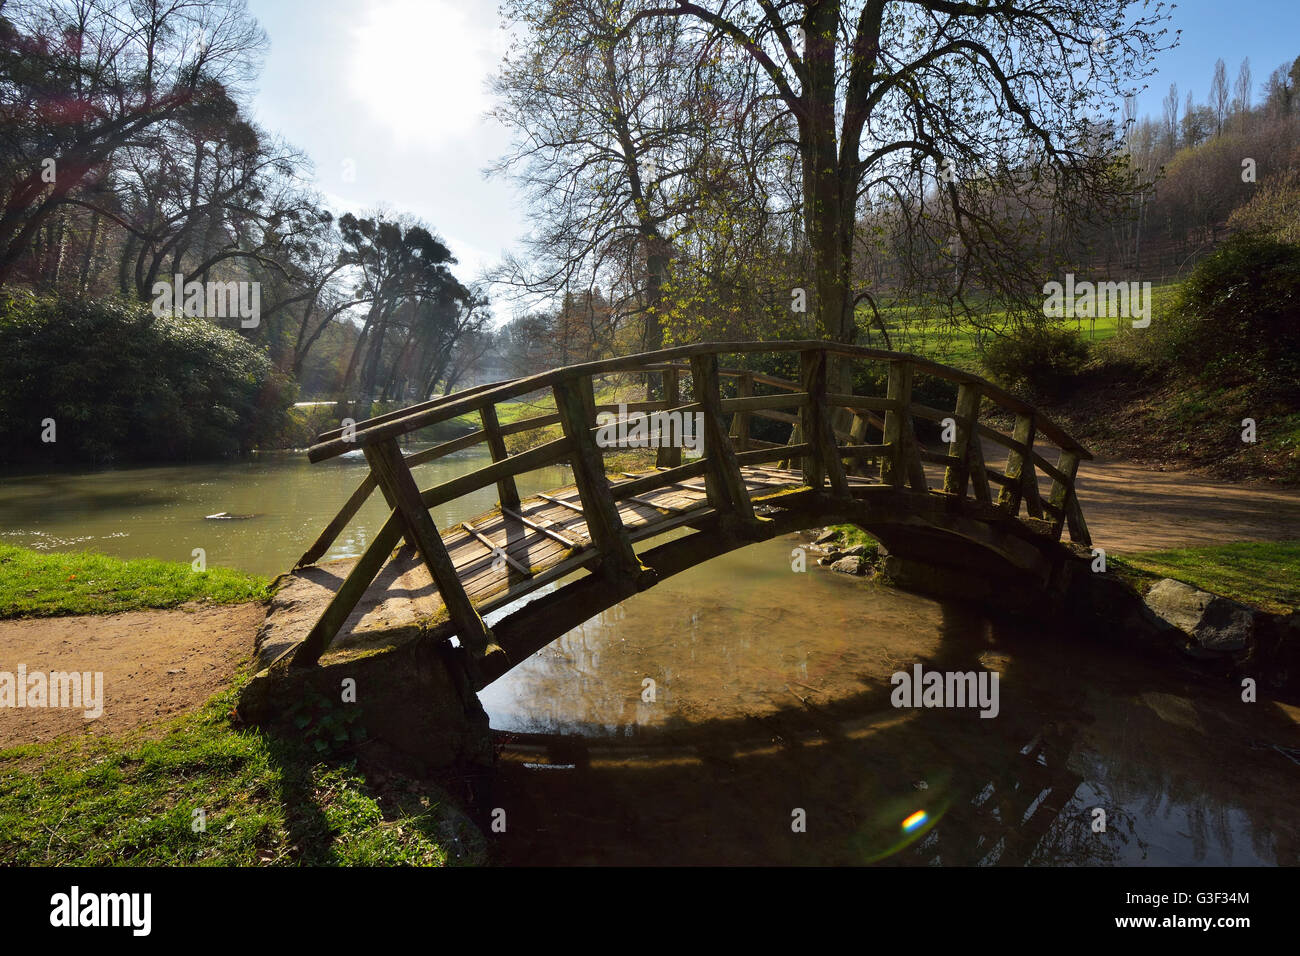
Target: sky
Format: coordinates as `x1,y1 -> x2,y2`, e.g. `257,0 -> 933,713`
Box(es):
245,0 -> 1300,321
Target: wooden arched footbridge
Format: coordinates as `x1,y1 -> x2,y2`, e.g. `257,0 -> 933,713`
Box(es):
263,341 -> 1092,694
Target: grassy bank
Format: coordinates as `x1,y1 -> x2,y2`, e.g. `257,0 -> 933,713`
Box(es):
859,281 -> 1184,371
815,527 -> 1298,615
1111,540 -> 1300,615
0,680 -> 481,865
0,545 -> 270,618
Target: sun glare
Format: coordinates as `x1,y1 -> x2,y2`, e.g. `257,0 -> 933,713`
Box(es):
348,0 -> 492,141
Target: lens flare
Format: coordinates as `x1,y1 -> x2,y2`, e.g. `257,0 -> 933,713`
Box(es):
901,810 -> 928,832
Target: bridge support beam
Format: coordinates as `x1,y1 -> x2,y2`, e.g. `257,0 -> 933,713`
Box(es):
365,438 -> 496,659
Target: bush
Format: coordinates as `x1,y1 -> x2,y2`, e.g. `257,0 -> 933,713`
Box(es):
1160,232 -> 1300,383
981,324 -> 1088,398
0,292 -> 295,464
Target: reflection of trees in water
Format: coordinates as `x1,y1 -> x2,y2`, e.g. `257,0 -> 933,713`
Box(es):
477,573 -> 1298,865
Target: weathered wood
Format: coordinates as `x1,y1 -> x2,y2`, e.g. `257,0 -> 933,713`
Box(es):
752,408 -> 801,425
479,404 -> 521,511
728,370 -> 755,450
1065,487 -> 1092,547
620,492 -> 691,514
656,365 -> 682,469
536,491 -> 584,514
421,436 -> 571,511
1046,450 -> 1089,544
289,342 -> 1097,678
881,361 -> 927,491
881,361 -> 907,487
498,413 -> 561,437
737,443 -> 814,466
968,431 -> 993,504
800,349 -> 850,498
942,383 -> 981,500
307,340 -> 1092,463
461,519 -> 532,575
609,458 -> 710,500
998,414 -> 1037,517
691,353 -> 757,523
553,376 -> 643,581
364,438 -> 494,657
838,443 -> 888,458
500,505 -> 580,548
918,450 -> 963,467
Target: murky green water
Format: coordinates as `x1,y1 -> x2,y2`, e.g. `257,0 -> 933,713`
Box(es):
3,453 -> 1297,865
0,446 -> 572,576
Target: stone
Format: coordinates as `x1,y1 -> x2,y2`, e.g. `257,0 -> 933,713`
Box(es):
831,556 -> 865,576
839,544 -> 868,558
1143,578 -> 1256,655
813,529 -> 839,546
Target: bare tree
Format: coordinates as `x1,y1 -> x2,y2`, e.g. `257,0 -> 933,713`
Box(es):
630,0 -> 1175,343
1233,57 -> 1253,121
1210,59 -> 1229,136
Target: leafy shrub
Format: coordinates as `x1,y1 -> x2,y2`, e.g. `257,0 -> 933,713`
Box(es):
981,324 -> 1088,397
1159,232 -> 1300,383
0,292 -> 294,464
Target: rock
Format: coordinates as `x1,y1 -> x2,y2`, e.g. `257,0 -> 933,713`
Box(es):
817,555 -> 838,567
1143,578 -> 1256,655
831,556 -> 866,576
813,529 -> 840,546
839,544 -> 868,558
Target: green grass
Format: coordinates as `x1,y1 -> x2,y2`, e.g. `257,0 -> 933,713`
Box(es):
1111,540 -> 1300,614
820,524 -> 881,551
0,680 -> 482,865
862,280 -> 1185,370
0,544 -> 271,619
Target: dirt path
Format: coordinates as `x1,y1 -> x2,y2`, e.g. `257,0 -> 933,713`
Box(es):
0,603 -> 263,750
1075,456 -> 1300,553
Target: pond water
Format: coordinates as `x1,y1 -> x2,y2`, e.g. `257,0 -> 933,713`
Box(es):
3,451 -> 1297,865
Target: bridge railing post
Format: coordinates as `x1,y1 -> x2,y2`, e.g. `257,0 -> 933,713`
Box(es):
942,383 -> 982,502
690,352 -> 757,524
881,360 -> 927,491
479,404 -> 521,513
656,365 -> 682,469
553,374 -> 645,583
999,413 -> 1043,518
728,370 -> 754,451
1048,450 -> 1091,546
800,349 -> 850,498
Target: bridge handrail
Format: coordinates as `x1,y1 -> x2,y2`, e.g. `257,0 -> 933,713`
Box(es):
287,341 -> 1094,667
307,341 -> 1090,463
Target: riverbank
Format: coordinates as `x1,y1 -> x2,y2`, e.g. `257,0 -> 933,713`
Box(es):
0,678 -> 483,865
0,547 -> 475,865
